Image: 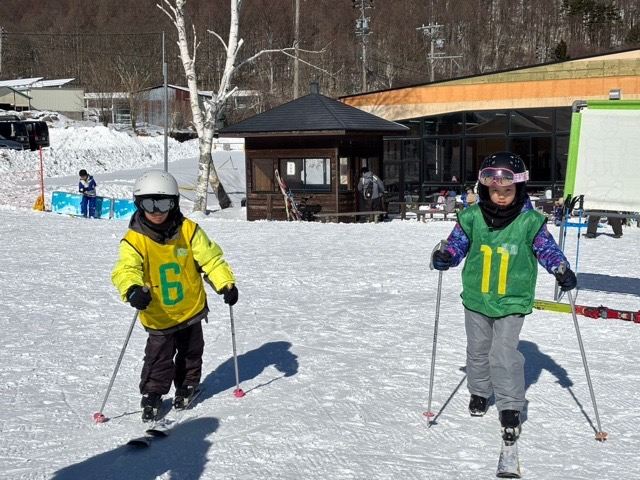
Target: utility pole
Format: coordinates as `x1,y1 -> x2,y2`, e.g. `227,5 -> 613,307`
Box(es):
162,31 -> 169,172
416,23 -> 462,82
353,0 -> 373,92
0,27 -> 4,76
293,0 -> 300,98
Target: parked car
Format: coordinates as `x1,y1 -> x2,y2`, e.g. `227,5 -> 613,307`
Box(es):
24,120 -> 50,150
0,121 -> 29,149
0,136 -> 27,150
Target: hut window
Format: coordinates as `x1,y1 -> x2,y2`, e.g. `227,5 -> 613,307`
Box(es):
279,157 -> 330,191
252,158 -> 274,192
339,157 -> 351,190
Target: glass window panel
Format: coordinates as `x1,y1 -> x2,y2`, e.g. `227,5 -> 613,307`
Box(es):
339,157 -> 350,190
510,108 -> 553,133
555,108 -> 572,133
304,158 -> 328,185
402,119 -> 421,136
403,139 -> 420,183
511,136 -> 552,182
463,137 -> 508,182
384,140 -> 402,162
279,158 -> 303,190
555,135 -> 569,182
383,162 -> 401,203
252,158 -> 274,192
423,112 -> 463,135
465,110 -> 508,135
279,158 -> 330,191
424,138 -> 462,183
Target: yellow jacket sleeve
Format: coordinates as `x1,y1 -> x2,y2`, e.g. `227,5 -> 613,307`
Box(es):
111,240 -> 144,301
192,226 -> 235,292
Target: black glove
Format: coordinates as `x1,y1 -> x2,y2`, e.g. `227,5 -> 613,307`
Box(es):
222,285 -> 238,306
127,285 -> 152,310
431,250 -> 453,271
555,267 -> 577,292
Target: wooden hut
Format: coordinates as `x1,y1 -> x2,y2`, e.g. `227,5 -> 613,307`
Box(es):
220,85 -> 408,221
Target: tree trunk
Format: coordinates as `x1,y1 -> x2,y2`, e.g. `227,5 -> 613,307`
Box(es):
194,138 -> 212,212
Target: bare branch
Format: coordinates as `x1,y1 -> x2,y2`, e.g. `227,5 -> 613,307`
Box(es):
207,29 -> 228,51
156,0 -> 177,21
235,45 -> 330,76
192,24 -> 199,65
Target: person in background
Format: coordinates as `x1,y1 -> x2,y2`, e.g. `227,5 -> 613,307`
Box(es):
357,167 -> 386,217
445,189 -> 458,214
112,170 -> 238,421
430,151 -> 576,447
585,214 -> 623,239
462,186 -> 477,208
78,169 -> 97,218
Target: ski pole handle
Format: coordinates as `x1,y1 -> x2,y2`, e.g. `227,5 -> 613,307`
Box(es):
429,239 -> 448,271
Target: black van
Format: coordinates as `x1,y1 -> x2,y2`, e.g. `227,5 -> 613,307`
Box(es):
24,121 -> 50,150
0,121 -> 30,150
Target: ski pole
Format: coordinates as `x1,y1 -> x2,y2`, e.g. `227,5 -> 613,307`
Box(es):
424,240 -> 447,426
93,308 -> 140,423
565,284 -> 608,441
228,305 -> 245,398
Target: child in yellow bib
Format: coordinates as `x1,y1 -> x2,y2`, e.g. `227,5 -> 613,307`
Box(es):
112,170 -> 237,421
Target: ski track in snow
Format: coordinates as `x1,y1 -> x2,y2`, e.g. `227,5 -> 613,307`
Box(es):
0,207 -> 638,479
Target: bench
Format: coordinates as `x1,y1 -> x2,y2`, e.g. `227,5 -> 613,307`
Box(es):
314,211 -> 386,223
414,209 -> 455,222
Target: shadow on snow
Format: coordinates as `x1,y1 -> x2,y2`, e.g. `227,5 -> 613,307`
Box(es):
200,340 -> 299,400
51,417 -> 219,480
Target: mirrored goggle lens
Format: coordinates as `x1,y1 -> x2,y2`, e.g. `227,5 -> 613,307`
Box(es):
479,168 -> 515,186
140,198 -> 174,213
478,168 -> 528,187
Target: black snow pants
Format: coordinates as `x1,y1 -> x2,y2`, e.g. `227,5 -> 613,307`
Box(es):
139,321 -> 205,395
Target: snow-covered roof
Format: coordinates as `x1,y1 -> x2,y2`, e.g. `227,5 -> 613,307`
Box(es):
0,77 -> 77,90
30,78 -> 76,88
0,77 -> 44,89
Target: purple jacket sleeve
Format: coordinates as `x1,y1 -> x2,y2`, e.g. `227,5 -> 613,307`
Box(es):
444,223 -> 470,267
532,223 -> 569,274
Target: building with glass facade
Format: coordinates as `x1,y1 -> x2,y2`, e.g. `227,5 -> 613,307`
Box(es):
342,49 -> 640,203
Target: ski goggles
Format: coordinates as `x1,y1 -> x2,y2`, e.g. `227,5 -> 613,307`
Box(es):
139,197 -> 175,214
478,167 -> 529,187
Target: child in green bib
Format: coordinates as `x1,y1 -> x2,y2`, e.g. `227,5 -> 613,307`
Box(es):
431,152 -> 577,444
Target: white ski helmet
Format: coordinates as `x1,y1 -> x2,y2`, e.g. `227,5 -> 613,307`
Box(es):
133,170 -> 179,197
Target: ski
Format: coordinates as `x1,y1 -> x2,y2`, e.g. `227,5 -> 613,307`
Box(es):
126,388 -> 203,448
534,299 -> 640,323
275,169 -> 302,221
496,439 -> 521,478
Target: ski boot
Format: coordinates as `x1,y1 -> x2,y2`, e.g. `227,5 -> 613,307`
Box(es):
140,392 -> 162,422
173,385 -> 199,410
499,409 -> 521,446
468,394 -> 488,417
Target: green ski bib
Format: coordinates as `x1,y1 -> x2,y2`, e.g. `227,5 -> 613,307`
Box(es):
458,205 -> 546,318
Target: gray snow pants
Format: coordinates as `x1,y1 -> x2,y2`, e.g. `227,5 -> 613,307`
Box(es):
464,308 -> 525,412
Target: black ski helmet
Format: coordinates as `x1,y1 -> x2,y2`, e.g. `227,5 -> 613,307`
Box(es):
479,151 -> 528,176
477,151 -> 529,203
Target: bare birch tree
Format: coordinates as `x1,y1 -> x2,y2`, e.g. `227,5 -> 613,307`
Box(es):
158,0 -> 330,212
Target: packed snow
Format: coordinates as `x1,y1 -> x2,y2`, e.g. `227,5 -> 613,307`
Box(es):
0,117 -> 639,479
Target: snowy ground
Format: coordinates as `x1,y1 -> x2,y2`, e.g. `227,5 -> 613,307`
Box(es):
0,120 -> 639,479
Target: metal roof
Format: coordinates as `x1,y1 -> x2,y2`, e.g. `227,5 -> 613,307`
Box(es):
220,92 -> 409,136
0,77 -> 44,89
30,78 -> 76,88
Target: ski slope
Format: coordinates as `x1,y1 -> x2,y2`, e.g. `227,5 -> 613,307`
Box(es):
0,122 -> 639,479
